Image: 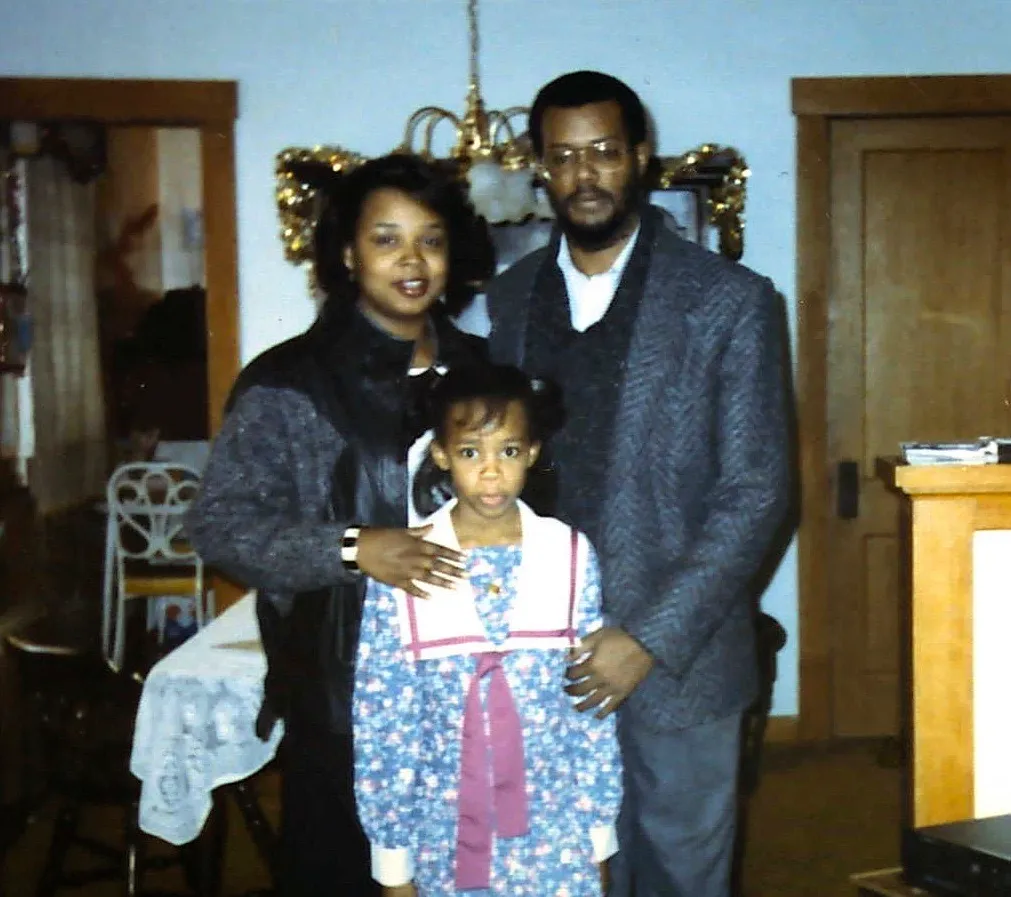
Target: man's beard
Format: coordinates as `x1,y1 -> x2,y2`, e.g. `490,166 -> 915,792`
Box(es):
550,171 -> 643,252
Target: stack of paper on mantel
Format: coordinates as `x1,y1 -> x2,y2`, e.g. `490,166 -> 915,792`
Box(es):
901,438 -> 1006,466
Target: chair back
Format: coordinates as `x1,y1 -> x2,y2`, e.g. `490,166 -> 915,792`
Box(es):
103,462 -> 205,669
107,462 -> 201,567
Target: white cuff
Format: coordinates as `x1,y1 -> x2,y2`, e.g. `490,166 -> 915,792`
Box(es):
370,845 -> 414,887
590,824 -> 619,861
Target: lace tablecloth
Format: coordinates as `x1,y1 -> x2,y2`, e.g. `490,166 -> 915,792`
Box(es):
130,591 -> 283,845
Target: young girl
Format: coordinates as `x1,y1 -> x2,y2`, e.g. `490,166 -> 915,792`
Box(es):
353,363 -> 621,897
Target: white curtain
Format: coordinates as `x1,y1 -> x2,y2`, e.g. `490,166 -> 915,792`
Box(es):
0,369 -> 34,484
25,156 -> 107,513
0,159 -> 34,484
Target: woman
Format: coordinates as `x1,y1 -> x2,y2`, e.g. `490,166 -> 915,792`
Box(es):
186,153 -> 493,896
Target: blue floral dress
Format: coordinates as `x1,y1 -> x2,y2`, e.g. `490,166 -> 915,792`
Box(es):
353,542 -> 622,896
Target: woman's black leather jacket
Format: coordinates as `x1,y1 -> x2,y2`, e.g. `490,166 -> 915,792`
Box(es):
187,300 -> 485,739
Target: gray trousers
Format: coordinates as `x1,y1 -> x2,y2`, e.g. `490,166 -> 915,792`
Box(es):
609,711 -> 743,897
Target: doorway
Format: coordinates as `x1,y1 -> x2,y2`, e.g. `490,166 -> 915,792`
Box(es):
0,78 -> 239,435
794,74 -> 1011,741
0,78 -> 241,610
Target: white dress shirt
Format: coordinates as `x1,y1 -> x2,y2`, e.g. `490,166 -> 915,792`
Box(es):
556,226 -> 641,333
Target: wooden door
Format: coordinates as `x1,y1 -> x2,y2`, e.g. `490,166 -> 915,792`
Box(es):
827,116 -> 1011,737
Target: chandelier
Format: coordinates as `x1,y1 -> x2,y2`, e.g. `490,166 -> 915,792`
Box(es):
397,0 -> 547,225
274,1 -> 752,275
274,0 -> 548,278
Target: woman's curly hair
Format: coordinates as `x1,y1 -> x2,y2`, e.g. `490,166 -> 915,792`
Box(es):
313,153 -> 495,317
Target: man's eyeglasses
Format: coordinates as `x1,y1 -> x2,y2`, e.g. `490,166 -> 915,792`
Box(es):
541,140 -> 628,173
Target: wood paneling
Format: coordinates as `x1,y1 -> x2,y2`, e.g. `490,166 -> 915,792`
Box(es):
795,114 -> 833,742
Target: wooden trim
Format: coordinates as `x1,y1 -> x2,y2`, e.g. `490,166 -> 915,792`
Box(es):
795,114 -> 833,742
201,127 -> 240,434
0,77 -> 236,125
883,478 -> 1011,827
972,494 -> 1011,530
908,496 -> 975,827
764,714 -> 800,744
200,125 -> 245,611
881,459 -> 1011,496
792,75 -> 1011,118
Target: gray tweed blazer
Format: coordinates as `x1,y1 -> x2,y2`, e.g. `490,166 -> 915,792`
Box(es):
486,212 -> 791,731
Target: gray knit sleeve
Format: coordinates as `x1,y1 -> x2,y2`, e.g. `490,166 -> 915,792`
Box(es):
186,383 -> 357,594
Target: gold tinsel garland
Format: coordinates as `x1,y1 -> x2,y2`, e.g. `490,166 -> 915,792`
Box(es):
275,145 -> 367,267
275,143 -> 749,267
655,144 -> 750,262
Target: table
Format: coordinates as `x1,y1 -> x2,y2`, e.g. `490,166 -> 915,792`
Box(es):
130,592 -> 283,847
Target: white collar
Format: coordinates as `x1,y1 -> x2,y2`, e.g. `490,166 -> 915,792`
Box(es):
556,226 -> 640,283
556,224 -> 641,332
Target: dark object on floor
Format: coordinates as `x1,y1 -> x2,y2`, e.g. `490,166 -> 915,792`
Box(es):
903,814 -> 1011,897
876,736 -> 906,769
0,797 -> 32,897
732,611 -> 788,897
740,612 -> 788,794
276,731 -> 379,896
3,603 -> 204,896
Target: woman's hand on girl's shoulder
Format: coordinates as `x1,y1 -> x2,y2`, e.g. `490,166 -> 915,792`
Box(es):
357,525 -> 466,598
381,884 -> 417,897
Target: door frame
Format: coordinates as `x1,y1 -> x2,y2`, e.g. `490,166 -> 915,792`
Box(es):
0,76 -> 240,434
794,74 -> 1011,741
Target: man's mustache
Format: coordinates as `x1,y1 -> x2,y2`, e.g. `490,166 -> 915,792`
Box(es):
568,188 -> 612,203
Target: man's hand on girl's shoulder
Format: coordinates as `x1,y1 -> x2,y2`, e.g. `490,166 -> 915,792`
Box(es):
381,884 -> 417,897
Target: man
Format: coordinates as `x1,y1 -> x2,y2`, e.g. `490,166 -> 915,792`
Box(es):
486,71 -> 791,897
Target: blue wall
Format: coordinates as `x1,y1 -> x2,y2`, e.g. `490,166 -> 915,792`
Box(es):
6,0 -> 1011,715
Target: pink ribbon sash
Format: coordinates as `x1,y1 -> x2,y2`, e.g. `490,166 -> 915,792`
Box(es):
454,651 -> 529,889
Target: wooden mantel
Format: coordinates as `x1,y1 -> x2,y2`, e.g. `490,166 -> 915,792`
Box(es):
880,457 -> 1011,496
880,458 -> 1011,828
